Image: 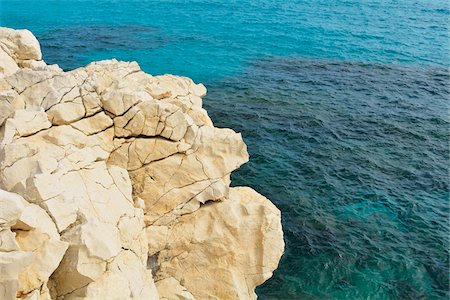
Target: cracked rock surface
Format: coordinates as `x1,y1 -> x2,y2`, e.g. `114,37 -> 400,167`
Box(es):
0,27 -> 284,300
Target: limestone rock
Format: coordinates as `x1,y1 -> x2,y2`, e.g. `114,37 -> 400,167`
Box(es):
73,251 -> 159,300
0,189 -> 25,228
0,48 -> 19,77
129,126 -> 248,225
0,190 -> 68,299
0,27 -> 42,61
2,109 -> 51,144
153,187 -> 284,300
14,202 -> 69,295
0,27 -> 284,300
0,251 -> 33,300
156,277 -> 195,300
0,229 -> 20,252
70,112 -> 113,135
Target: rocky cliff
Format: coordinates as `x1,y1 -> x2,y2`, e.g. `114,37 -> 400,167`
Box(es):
0,27 -> 284,300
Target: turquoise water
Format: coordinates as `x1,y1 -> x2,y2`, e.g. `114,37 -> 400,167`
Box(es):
1,1 -> 449,299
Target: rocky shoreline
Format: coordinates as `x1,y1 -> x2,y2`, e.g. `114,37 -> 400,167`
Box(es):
0,27 -> 284,300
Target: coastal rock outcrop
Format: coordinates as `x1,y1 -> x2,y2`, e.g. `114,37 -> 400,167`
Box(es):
0,27 -> 284,300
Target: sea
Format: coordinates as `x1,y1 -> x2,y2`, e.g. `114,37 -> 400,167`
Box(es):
1,0 -> 448,299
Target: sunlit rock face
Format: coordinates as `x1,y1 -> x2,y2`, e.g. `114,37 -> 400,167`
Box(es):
0,27 -> 284,300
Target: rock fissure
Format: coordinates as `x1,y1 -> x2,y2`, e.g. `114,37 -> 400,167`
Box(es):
16,73 -> 61,95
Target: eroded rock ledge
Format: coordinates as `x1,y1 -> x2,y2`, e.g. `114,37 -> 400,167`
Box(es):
0,27 -> 284,300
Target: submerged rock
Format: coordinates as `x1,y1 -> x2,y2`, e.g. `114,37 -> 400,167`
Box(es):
0,27 -> 284,300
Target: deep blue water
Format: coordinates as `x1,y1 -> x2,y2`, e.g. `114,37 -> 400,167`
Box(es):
1,1 -> 449,299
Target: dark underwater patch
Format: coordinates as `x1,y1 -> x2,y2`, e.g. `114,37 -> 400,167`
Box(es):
203,57 -> 449,299
37,25 -> 171,70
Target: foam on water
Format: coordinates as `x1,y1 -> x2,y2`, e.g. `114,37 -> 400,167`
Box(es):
1,0 -> 449,298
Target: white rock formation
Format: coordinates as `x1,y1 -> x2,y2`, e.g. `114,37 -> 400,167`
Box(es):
0,27 -> 284,300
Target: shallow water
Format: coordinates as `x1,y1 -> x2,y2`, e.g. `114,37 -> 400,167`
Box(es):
1,0 -> 449,298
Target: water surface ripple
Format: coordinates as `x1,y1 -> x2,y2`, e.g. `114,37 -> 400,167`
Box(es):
1,0 -> 449,298
204,58 -> 449,299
